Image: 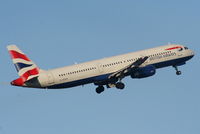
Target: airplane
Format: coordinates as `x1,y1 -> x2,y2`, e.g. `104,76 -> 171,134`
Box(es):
7,44 -> 194,94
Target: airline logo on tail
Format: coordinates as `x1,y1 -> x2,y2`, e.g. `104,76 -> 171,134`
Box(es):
7,45 -> 40,86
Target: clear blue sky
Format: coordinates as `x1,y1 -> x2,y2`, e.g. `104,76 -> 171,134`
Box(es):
0,0 -> 199,134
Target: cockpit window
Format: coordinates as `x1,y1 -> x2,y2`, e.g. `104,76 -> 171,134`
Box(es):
178,47 -> 183,51
184,47 -> 189,50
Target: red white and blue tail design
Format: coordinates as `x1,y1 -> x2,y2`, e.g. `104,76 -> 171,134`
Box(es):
7,45 -> 40,86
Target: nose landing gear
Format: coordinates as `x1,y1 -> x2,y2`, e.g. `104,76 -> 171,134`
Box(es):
173,66 -> 182,75
176,71 -> 182,75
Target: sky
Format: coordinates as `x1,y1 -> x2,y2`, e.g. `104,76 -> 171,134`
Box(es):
0,0 -> 200,134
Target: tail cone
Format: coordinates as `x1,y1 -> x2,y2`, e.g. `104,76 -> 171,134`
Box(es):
11,78 -> 24,86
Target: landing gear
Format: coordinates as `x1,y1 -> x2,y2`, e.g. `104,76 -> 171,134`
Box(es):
176,71 -> 182,75
116,82 -> 125,90
173,65 -> 182,75
96,86 -> 105,94
95,82 -> 125,94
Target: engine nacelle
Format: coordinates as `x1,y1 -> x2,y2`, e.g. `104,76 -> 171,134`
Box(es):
131,65 -> 156,79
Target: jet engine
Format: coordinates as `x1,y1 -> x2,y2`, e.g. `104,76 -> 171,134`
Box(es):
131,65 -> 156,79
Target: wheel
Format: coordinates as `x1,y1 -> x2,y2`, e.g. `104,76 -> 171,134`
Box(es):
176,71 -> 182,75
96,86 -> 104,94
116,82 -> 125,90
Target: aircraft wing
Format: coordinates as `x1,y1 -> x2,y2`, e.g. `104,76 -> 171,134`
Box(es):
109,56 -> 149,80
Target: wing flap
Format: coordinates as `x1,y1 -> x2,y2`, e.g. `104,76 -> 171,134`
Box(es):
109,56 -> 149,79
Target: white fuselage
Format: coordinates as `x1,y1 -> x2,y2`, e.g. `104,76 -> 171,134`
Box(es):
36,44 -> 194,89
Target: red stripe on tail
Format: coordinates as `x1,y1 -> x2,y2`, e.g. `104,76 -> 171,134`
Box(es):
11,68 -> 39,86
9,50 -> 31,61
21,68 -> 39,80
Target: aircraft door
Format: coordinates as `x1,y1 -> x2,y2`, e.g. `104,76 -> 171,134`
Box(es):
175,47 -> 184,57
47,72 -> 55,85
97,63 -> 104,73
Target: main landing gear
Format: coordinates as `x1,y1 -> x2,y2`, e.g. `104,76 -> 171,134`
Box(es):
173,65 -> 182,75
115,82 -> 125,90
95,82 -> 125,94
96,86 -> 105,94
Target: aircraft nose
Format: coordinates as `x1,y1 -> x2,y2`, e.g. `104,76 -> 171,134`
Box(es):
191,50 -> 195,57
189,49 -> 195,60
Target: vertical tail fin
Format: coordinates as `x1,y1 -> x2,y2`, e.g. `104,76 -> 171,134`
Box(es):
7,45 -> 40,86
